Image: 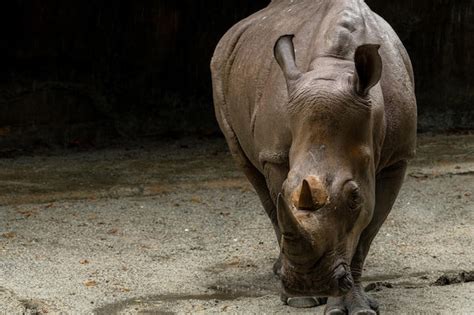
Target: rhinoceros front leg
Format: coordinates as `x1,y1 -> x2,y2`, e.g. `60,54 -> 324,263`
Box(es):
224,138 -> 287,275
215,109 -> 283,245
326,161 -> 408,315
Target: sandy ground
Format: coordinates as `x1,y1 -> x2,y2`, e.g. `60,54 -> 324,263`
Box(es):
0,134 -> 472,314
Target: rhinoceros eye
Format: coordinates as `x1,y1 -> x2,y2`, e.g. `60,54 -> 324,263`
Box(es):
345,181 -> 362,210
350,188 -> 362,209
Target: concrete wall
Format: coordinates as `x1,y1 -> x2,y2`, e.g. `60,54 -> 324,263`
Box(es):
0,0 -> 472,148
366,0 -> 474,131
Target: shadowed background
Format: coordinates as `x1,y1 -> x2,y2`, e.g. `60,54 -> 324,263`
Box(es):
0,0 -> 473,150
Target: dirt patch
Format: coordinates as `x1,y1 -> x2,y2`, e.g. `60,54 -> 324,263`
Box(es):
93,291 -> 263,315
364,282 -> 394,292
433,271 -> 474,286
0,134 -> 472,313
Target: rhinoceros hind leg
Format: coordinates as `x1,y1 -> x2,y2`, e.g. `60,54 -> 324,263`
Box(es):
273,254 -> 282,277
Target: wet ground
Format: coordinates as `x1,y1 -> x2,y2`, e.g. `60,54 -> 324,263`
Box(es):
0,134 -> 473,314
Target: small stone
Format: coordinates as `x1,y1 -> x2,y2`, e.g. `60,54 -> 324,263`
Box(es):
84,279 -> 97,287
2,232 -> 16,239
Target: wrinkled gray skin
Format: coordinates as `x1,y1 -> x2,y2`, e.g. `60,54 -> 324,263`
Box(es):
211,0 -> 416,314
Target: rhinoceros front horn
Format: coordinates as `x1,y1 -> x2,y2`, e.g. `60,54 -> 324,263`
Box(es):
277,193 -> 301,238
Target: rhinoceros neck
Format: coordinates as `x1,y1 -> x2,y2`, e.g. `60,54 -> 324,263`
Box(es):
308,0 -> 375,67
263,0 -> 376,71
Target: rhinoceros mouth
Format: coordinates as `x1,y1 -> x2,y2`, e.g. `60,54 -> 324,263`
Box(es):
281,261 -> 353,297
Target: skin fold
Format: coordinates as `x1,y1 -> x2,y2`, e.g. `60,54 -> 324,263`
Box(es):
211,0 -> 416,314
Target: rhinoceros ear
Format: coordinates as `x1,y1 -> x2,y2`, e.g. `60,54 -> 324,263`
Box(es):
274,35 -> 302,90
353,44 -> 382,97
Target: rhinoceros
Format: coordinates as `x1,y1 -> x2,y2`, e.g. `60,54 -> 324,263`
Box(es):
211,0 -> 416,313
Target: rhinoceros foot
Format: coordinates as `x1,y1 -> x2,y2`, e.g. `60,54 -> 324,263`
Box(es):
325,284 -> 379,315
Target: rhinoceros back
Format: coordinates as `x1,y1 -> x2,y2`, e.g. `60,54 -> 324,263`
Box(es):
211,0 -> 416,171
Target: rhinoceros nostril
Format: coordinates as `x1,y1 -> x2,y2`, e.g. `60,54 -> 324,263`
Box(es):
334,264 -> 353,292
338,274 -> 353,292
334,264 -> 346,278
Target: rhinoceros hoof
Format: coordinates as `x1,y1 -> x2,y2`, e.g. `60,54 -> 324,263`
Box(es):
325,286 -> 379,315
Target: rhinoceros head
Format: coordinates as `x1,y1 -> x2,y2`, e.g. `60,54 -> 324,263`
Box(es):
273,35 -> 383,297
